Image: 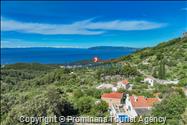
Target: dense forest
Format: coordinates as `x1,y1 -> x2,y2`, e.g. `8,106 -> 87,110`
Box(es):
1,37 -> 187,125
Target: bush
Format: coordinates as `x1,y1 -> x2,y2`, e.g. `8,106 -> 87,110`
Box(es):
77,96 -> 94,114
152,91 -> 187,123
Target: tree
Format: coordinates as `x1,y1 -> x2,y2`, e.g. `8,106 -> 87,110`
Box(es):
77,96 -> 94,114
3,87 -> 78,125
178,78 -> 187,87
156,53 -> 164,60
152,92 -> 187,124
152,69 -> 158,78
73,89 -> 83,98
117,88 -> 127,93
135,76 -> 144,82
90,100 -> 108,117
158,59 -> 166,79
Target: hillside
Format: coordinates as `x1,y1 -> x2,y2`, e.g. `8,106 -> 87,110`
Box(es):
1,37 -> 187,125
118,37 -> 187,83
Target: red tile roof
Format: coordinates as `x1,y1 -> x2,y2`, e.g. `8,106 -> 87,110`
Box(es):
101,92 -> 124,99
147,98 -> 160,106
122,80 -> 129,85
130,96 -> 159,108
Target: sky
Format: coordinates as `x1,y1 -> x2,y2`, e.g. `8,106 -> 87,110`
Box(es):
1,1 -> 187,48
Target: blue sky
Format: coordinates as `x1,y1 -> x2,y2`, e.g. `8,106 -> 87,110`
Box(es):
1,1 -> 187,48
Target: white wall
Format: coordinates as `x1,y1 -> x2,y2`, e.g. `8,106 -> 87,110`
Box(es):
125,95 -> 137,118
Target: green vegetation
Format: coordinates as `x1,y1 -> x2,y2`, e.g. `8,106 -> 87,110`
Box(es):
152,89 -> 187,125
119,37 -> 187,81
1,37 -> 187,125
158,59 -> 166,79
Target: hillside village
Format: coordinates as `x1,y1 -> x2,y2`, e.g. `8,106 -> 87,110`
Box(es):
101,92 -> 160,122
96,77 -> 181,123
93,34 -> 187,123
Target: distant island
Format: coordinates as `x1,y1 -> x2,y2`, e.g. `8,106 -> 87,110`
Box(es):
88,46 -> 139,51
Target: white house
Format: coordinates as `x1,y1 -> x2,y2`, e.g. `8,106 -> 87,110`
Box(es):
124,94 -> 138,118
144,77 -> 154,86
96,83 -> 125,92
125,94 -> 160,117
112,87 -> 118,92
96,84 -> 114,90
117,80 -> 130,89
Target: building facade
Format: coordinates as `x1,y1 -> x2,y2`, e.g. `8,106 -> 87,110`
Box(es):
101,92 -> 124,106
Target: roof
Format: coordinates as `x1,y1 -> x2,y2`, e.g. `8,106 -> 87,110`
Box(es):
145,77 -> 154,80
101,92 -> 124,99
96,84 -> 114,89
146,98 -> 160,106
130,96 -> 159,108
122,80 -> 129,85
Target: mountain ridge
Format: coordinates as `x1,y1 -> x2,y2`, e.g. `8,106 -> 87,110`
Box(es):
88,46 -> 139,51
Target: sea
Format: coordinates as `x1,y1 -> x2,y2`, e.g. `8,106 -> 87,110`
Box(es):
1,48 -> 135,64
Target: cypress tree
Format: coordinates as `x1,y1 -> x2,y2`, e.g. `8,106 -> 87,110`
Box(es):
162,59 -> 166,79
158,59 -> 165,79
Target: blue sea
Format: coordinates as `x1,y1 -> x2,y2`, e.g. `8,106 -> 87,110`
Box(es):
1,48 -> 135,64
